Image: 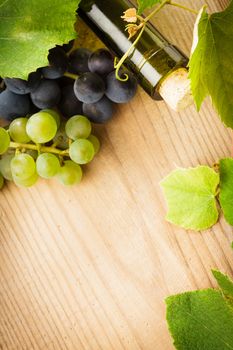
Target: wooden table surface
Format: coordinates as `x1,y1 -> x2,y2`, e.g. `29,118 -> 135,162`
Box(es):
1,1 -> 233,349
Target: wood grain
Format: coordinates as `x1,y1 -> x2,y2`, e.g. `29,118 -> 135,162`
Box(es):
1,1 -> 233,349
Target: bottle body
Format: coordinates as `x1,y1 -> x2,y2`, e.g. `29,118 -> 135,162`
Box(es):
78,0 -> 188,99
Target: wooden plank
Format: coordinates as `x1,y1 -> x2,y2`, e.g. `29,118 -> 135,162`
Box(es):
0,1 -> 232,349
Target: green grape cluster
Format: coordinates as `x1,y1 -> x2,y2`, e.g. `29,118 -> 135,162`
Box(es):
0,110 -> 100,189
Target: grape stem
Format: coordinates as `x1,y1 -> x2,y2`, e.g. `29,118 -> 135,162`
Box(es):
168,1 -> 199,14
64,72 -> 79,80
144,0 -> 170,22
114,25 -> 145,81
9,142 -> 69,156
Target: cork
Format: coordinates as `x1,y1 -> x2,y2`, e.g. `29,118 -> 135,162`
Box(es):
159,68 -> 193,111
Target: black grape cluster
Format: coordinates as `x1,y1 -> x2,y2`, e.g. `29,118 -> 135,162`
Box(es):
0,42 -> 138,189
0,42 -> 138,125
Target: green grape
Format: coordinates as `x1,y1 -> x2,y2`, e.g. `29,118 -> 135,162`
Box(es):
36,153 -> 60,179
11,153 -> 36,180
0,154 -> 14,180
87,135 -> 100,154
0,128 -> 10,155
69,139 -> 95,164
56,160 -> 82,186
9,118 -> 31,143
26,111 -> 57,143
0,173 -> 4,189
13,172 -> 38,188
65,115 -> 92,140
53,122 -> 69,150
42,109 -> 60,128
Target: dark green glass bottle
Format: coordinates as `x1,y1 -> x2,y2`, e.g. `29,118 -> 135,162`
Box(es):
78,0 -> 188,100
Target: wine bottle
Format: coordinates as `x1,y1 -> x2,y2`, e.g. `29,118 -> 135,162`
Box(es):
78,0 -> 192,110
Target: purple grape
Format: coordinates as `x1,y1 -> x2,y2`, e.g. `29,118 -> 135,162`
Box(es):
74,72 -> 105,104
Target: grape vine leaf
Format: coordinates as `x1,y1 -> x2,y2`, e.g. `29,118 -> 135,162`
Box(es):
219,158 -> 233,225
212,270 -> 233,308
160,166 -> 219,231
189,2 -> 233,128
0,0 -> 79,79
166,289 -> 233,350
137,0 -> 161,15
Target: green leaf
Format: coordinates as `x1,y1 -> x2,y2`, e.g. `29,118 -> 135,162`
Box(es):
166,289 -> 233,350
0,0 -> 79,79
188,7 -> 208,110
137,0 -> 161,14
219,158 -> 233,225
212,270 -> 233,307
160,166 -> 219,231
189,2 -> 233,128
